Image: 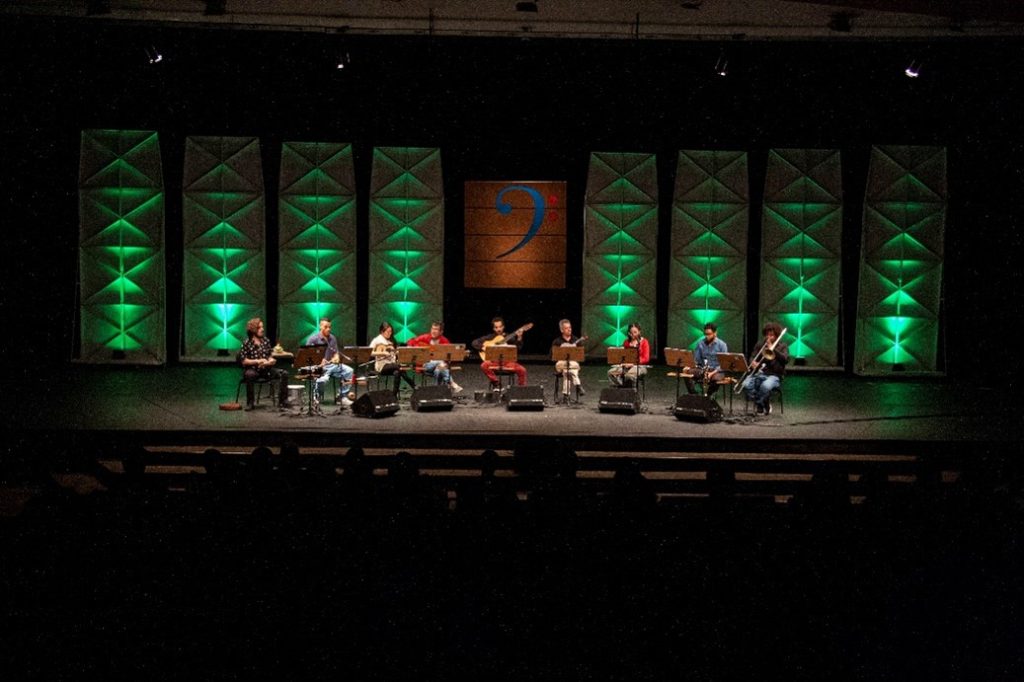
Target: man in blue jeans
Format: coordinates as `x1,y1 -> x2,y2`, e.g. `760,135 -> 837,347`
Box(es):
305,317 -> 354,408
685,322 -> 729,397
741,321 -> 789,415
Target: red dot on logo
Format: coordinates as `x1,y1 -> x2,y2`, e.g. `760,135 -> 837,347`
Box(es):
548,195 -> 558,206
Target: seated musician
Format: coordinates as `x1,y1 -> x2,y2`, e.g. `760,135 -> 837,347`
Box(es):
551,319 -> 586,397
368,322 -> 417,398
685,322 -> 728,397
608,322 -> 650,388
304,317 -> 354,408
407,321 -> 463,394
471,316 -> 529,390
238,317 -> 290,410
741,321 -> 789,415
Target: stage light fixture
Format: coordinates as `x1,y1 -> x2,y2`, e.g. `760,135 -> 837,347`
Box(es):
144,45 -> 163,65
714,50 -> 728,77
336,52 -> 351,70
904,59 -> 921,78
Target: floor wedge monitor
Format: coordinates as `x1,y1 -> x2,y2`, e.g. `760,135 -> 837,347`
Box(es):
352,390 -> 400,418
673,394 -> 723,422
410,385 -> 454,412
505,385 -> 545,411
598,387 -> 640,414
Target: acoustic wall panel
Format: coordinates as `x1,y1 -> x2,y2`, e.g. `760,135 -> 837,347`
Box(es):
78,129 -> 165,363
760,149 -> 843,367
855,146 -> 946,374
181,136 -> 265,360
278,141 -> 357,348
669,150 -> 748,354
582,152 -> 659,357
367,147 -> 444,343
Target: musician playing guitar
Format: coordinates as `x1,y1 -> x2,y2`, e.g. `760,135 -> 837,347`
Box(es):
471,316 -> 531,389
551,319 -> 587,397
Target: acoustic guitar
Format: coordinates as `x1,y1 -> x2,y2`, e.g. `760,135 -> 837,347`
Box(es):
482,322 -> 533,349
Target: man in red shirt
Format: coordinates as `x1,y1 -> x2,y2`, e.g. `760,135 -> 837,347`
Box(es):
408,321 -> 463,393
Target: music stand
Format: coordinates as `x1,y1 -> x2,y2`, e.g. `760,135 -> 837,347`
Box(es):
344,346 -> 374,397
291,345 -> 328,417
664,348 -> 695,399
484,344 -> 519,390
716,352 -> 748,375
396,347 -> 428,386
551,345 -> 585,404
428,344 -> 469,363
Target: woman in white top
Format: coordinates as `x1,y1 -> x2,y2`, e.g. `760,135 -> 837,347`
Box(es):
368,322 -> 417,398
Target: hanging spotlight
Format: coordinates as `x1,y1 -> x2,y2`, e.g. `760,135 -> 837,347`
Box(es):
714,50 -> 728,77
336,52 -> 352,70
904,59 -> 921,78
144,45 -> 163,65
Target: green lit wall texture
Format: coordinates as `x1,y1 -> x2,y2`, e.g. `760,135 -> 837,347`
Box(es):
760,149 -> 843,367
856,146 -> 946,374
182,136 -> 265,360
669,150 -> 748,355
278,142 -> 356,348
78,129 -> 166,364
582,152 -> 658,357
367,147 -> 444,343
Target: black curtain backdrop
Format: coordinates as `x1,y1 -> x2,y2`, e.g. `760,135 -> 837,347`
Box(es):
2,18 -> 1022,380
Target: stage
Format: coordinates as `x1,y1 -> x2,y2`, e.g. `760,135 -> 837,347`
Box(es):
5,363 -> 1019,461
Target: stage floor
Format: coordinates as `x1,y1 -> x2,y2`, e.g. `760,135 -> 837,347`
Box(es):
5,363 -> 1020,457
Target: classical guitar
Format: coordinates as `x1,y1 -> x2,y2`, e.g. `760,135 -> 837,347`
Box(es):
481,322 -> 534,349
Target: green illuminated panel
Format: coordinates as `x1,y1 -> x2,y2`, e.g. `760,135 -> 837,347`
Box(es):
367,147 -> 443,343
278,142 -> 356,347
182,136 -> 265,360
78,129 -> 165,364
582,152 -> 658,356
669,150 -> 748,353
760,149 -> 842,367
856,146 -> 946,374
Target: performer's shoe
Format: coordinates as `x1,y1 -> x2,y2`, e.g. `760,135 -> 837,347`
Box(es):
765,400 -> 773,415
339,397 -> 353,408
245,403 -> 256,411
575,385 -> 586,396
755,403 -> 765,415
490,381 -> 501,391
450,381 -> 464,394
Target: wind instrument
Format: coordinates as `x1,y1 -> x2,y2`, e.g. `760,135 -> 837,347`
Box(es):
733,327 -> 788,394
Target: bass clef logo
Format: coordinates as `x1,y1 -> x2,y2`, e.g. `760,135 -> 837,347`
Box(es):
494,184 -> 545,259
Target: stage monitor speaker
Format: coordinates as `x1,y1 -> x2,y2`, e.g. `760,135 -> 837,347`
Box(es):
505,385 -> 545,411
410,385 -> 454,412
352,390 -> 400,418
673,394 -> 723,422
598,387 -> 640,414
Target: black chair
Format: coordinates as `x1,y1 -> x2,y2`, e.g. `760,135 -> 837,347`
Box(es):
235,374 -> 279,406
743,384 -> 784,414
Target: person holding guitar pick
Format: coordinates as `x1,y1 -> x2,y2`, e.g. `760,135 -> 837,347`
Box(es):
551,319 -> 587,398
472,316 -> 531,389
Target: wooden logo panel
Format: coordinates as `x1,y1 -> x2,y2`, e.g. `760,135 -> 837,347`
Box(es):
464,181 -> 566,289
